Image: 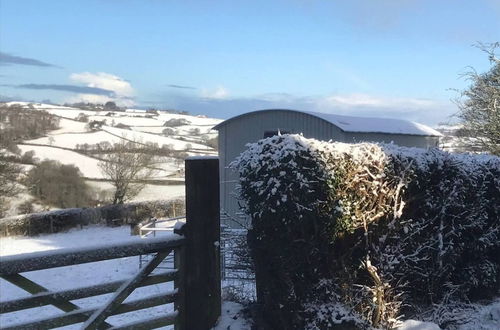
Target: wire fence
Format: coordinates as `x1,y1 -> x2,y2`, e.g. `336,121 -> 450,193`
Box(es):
139,213 -> 255,280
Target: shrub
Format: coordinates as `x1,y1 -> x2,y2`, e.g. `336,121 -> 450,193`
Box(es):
21,151 -> 37,164
232,134 -> 500,329
205,136 -> 218,150
0,197 -> 10,219
163,118 -> 191,127
17,199 -> 35,214
76,113 -> 89,122
162,128 -> 176,136
0,199 -> 185,237
25,160 -> 92,208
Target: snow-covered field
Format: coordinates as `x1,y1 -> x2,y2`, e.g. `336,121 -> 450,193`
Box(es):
86,181 -> 185,201
131,126 -> 169,134
102,126 -> 211,150
18,144 -> 105,179
26,131 -> 125,149
0,226 -> 251,329
89,115 -> 162,127
17,144 -> 184,182
49,118 -> 88,134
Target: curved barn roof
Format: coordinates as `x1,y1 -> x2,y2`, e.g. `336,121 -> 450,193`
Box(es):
214,109 -> 442,137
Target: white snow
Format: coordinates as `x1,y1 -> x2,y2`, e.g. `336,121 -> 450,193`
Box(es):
43,108 -> 98,120
132,126 -> 171,134
86,181 -> 185,202
175,125 -> 219,135
49,118 -> 88,134
102,126 -> 211,150
157,113 -> 222,126
186,155 -> 219,160
26,130 -> 125,149
310,110 -> 443,136
125,109 -> 147,113
17,145 -> 183,181
397,320 -> 441,330
212,301 -> 252,330
17,144 -> 105,179
89,115 -> 161,127
217,109 -> 441,136
0,226 -> 140,256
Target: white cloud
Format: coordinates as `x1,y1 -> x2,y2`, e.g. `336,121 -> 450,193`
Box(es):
157,90 -> 455,125
67,72 -> 135,107
201,86 -> 229,100
308,93 -> 455,124
316,93 -> 440,112
65,93 -> 134,107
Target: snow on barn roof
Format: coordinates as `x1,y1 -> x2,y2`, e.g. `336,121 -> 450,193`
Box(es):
310,111 -> 442,136
214,109 -> 442,137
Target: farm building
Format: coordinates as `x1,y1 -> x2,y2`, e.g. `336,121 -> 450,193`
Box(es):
214,108 -> 442,227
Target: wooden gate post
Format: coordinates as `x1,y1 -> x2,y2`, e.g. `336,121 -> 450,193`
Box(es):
183,156 -> 221,329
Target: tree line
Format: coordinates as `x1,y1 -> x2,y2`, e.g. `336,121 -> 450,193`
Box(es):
0,104 -> 60,151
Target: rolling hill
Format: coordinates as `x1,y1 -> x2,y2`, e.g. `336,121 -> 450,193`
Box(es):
1,101 -> 222,217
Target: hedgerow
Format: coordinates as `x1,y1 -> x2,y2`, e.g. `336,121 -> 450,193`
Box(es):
231,134 -> 500,329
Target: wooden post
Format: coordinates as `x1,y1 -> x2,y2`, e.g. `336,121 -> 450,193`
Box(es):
174,243 -> 186,330
183,156 -> 221,329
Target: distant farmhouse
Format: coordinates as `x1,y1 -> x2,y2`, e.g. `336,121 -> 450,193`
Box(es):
214,109 -> 442,227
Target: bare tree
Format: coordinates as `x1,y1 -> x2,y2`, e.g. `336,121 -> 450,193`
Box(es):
0,151 -> 22,217
98,140 -> 156,204
456,42 -> 500,155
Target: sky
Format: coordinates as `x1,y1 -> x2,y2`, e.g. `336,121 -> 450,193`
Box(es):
1,0 -> 499,125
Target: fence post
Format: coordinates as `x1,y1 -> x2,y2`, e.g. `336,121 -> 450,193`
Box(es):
174,242 -> 186,330
183,156 -> 221,329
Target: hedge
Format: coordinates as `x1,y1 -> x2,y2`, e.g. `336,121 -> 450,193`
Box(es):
0,199 -> 185,237
232,134 -> 500,329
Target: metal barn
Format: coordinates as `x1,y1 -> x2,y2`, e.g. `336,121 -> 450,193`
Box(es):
214,109 -> 442,227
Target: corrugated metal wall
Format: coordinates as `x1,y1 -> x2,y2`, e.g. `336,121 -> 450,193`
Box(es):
344,132 -> 440,148
217,110 -> 439,227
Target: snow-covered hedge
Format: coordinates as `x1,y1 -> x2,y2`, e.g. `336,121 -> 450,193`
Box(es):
232,134 -> 500,329
0,199 -> 184,237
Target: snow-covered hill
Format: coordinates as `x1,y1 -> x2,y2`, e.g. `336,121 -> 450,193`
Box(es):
1,102 -> 222,217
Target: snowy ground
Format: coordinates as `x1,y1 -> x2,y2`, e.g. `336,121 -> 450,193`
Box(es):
17,144 -> 105,179
26,131 -> 124,149
0,226 -> 251,329
85,181 -> 185,202
103,126 -> 213,151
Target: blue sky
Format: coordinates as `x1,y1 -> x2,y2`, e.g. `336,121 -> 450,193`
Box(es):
1,0 -> 499,124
